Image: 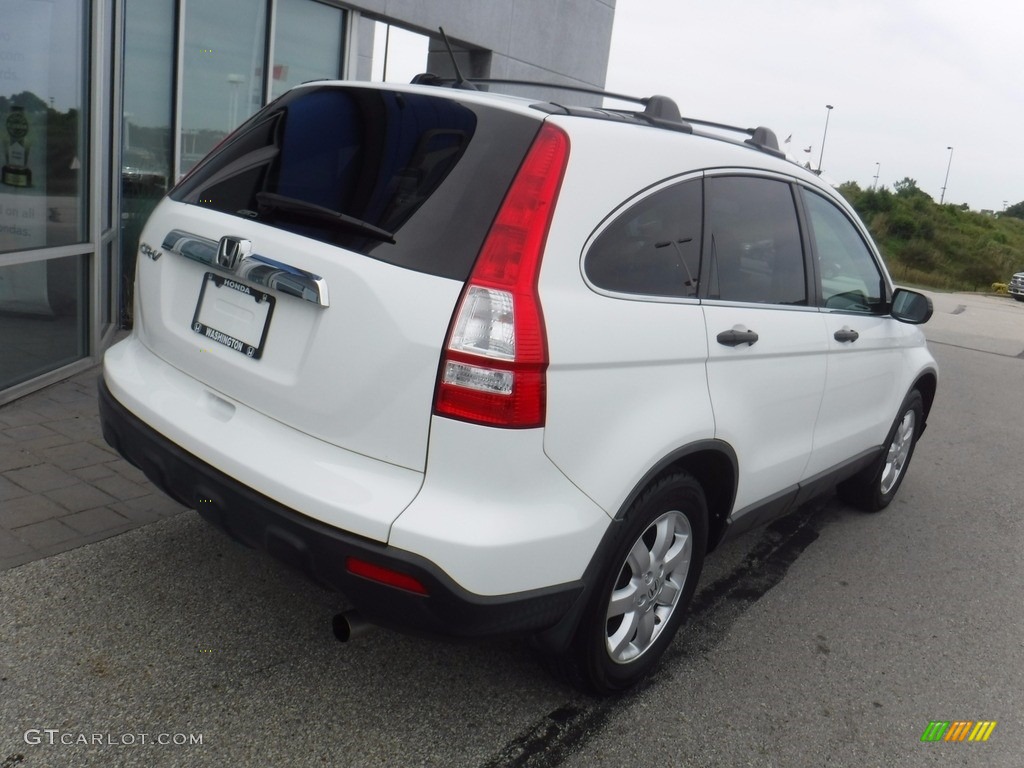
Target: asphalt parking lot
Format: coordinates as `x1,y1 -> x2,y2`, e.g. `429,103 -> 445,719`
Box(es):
1,291 -> 1022,767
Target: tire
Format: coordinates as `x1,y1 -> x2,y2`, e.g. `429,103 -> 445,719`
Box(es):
555,472 -> 708,695
838,390 -> 924,512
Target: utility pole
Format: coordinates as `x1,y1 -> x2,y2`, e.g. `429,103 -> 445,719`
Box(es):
816,104 -> 833,174
939,146 -> 954,204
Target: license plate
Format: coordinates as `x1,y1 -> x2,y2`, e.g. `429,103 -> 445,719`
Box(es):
191,273 -> 274,359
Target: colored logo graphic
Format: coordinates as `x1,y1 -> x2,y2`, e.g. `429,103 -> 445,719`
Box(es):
921,721 -> 997,742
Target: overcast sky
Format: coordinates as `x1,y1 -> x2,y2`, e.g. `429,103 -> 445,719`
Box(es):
604,0 -> 1023,212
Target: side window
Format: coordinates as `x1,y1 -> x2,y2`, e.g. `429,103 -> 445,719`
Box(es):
802,190 -> 886,313
704,177 -> 806,306
584,179 -> 702,298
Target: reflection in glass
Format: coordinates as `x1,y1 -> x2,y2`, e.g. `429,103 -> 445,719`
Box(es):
271,0 -> 345,100
181,0 -> 267,175
371,22 -> 430,82
0,0 -> 87,255
122,0 -> 174,326
0,254 -> 89,390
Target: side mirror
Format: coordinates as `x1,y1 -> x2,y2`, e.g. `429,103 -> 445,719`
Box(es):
891,288 -> 933,324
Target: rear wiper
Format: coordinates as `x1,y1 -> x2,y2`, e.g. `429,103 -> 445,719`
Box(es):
253,192 -> 396,244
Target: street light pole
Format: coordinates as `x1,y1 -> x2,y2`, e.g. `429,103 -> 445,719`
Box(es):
873,162 -> 880,190
939,146 -> 954,204
816,104 -> 833,174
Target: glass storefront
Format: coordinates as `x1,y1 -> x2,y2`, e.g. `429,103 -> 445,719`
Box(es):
0,1 -> 435,402
0,0 -> 88,253
0,255 -> 88,389
119,0 -> 352,327
180,0 -> 268,176
271,0 -> 346,100
0,0 -> 90,394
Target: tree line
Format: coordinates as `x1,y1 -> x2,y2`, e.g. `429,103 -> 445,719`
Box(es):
839,178 -> 1024,291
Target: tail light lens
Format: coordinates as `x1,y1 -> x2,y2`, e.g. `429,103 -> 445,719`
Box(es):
434,123 -> 570,428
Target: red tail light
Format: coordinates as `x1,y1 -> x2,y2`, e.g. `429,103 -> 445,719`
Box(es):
434,123 -> 570,428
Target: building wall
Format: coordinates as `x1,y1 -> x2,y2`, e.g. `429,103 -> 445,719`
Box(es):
349,0 -> 615,88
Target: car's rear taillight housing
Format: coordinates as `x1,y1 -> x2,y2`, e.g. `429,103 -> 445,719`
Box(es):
434,123 -> 569,428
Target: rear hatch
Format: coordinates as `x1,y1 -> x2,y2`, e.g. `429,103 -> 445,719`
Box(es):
133,83 -> 542,471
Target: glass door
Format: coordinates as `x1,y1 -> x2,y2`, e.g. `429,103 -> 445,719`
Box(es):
0,0 -> 91,393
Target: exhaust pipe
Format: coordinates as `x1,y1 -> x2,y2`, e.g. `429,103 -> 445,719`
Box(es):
332,611 -> 373,642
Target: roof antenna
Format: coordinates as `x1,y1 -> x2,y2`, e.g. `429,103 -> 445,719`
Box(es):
438,27 -> 477,90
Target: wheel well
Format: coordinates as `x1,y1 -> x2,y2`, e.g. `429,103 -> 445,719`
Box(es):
914,372 -> 937,420
656,448 -> 736,553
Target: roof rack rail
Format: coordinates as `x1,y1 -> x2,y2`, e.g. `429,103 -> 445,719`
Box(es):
415,28 -> 782,154
410,75 -> 694,133
414,29 -> 785,153
410,68 -> 783,157
677,117 -> 785,158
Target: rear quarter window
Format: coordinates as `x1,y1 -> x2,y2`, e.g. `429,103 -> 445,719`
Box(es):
584,178 -> 702,299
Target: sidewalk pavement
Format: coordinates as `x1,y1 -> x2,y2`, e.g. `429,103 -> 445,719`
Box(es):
0,365 -> 187,571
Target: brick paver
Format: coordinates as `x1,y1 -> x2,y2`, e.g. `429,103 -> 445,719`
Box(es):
0,365 -> 188,570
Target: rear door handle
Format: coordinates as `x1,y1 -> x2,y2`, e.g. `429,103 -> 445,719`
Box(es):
833,327 -> 860,343
716,328 -> 759,347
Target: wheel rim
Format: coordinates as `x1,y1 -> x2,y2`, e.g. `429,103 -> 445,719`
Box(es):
605,510 -> 692,664
880,409 -> 916,495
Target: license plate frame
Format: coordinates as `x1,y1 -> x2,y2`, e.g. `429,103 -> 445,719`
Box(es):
191,272 -> 275,359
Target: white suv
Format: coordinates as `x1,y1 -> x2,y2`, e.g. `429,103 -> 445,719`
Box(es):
100,80 -> 937,693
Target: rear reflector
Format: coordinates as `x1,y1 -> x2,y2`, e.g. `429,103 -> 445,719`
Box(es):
434,123 -> 570,428
345,557 -> 429,596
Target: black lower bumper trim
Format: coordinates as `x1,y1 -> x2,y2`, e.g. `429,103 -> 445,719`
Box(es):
98,378 -> 584,638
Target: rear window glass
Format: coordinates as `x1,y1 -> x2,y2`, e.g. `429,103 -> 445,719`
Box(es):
171,86 -> 538,280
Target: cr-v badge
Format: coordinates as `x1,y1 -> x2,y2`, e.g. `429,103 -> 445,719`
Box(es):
140,242 -> 162,261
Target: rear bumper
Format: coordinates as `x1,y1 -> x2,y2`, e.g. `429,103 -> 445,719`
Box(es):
98,378 -> 585,638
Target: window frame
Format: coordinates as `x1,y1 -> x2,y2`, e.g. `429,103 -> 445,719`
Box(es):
581,169 -> 895,316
